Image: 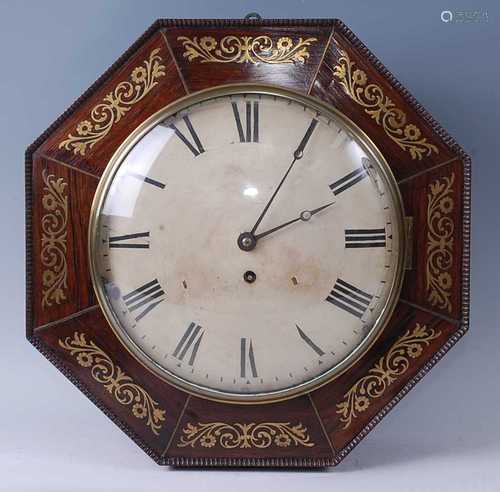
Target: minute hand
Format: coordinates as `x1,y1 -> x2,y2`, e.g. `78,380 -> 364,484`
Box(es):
250,118 -> 318,235
254,201 -> 335,241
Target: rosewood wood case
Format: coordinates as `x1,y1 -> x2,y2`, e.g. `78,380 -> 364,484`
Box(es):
25,18 -> 471,467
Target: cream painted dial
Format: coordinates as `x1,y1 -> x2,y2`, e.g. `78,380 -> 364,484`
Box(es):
90,87 -> 405,403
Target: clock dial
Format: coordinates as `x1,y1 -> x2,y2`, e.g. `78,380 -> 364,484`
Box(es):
91,88 -> 405,402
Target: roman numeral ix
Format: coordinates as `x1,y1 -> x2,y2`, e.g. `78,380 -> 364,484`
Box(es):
326,279 -> 373,319
122,279 -> 165,322
232,100 -> 259,143
167,115 -> 205,156
345,228 -> 386,248
109,232 -> 150,249
172,322 -> 204,366
240,337 -> 258,379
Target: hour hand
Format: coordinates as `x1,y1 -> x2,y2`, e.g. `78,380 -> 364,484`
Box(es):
255,201 -> 335,240
237,201 -> 335,251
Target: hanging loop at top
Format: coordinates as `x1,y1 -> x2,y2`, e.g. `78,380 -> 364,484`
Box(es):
245,12 -> 262,20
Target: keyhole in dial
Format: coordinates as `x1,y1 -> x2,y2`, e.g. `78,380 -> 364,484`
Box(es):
243,270 -> 257,284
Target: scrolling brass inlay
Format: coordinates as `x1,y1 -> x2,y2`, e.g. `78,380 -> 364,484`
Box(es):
335,323 -> 441,430
59,332 -> 166,435
177,35 -> 318,64
59,48 -> 166,156
427,173 -> 455,312
331,49 -> 439,160
41,169 -> 68,308
177,422 -> 315,449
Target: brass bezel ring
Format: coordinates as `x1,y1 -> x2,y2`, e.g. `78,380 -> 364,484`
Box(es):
89,83 -> 407,404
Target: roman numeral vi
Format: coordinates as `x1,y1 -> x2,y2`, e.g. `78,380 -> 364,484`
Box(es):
240,337 -> 258,378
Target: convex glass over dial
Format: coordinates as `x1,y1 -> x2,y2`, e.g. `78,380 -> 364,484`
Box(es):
90,86 -> 405,403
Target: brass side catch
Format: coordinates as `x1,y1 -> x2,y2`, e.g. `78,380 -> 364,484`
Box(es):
404,217 -> 414,270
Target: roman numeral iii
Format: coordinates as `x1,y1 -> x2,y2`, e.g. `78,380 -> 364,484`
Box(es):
109,232 -> 150,249
240,337 -> 258,378
232,100 -> 259,143
122,279 -> 165,322
167,115 -> 205,156
326,279 -> 373,319
345,228 -> 386,248
172,322 -> 204,366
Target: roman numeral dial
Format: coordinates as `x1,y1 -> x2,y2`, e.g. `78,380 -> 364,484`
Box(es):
92,91 -> 403,402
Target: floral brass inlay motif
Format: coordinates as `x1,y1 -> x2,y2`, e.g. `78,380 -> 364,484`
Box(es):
177,422 -> 315,449
59,332 -> 166,435
427,173 -> 455,312
336,323 -> 441,430
177,35 -> 318,64
41,169 -> 68,308
331,49 -> 439,160
59,48 -> 166,156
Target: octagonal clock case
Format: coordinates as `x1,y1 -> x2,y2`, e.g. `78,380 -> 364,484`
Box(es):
25,18 -> 471,467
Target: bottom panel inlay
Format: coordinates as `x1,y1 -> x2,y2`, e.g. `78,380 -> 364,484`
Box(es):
177,421 -> 315,449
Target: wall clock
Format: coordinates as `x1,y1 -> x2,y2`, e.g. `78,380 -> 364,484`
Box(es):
26,17 -> 471,467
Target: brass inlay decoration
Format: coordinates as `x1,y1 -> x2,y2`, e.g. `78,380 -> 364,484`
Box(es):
177,422 -> 315,449
336,323 -> 441,430
177,35 -> 318,64
331,49 -> 439,160
426,173 -> 455,312
41,169 -> 68,308
59,48 -> 166,156
59,332 -> 166,435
